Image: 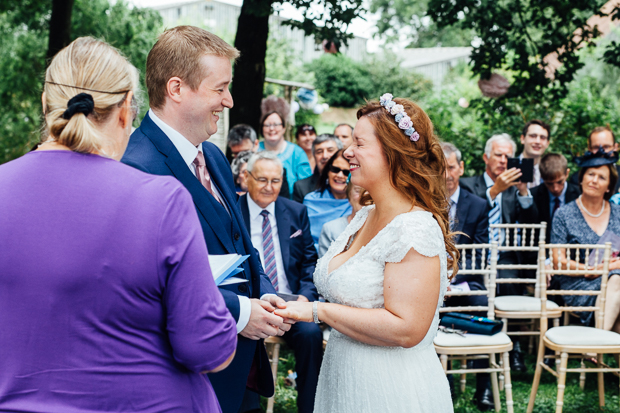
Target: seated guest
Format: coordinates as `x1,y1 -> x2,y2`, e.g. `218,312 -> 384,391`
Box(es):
239,152 -> 322,413
570,126 -> 620,193
318,183 -> 363,258
227,124 -> 259,158
334,123 -> 354,148
231,150 -> 252,195
293,134 -> 342,203
259,96 -> 312,195
441,142 -> 493,410
552,149 -> 620,329
303,149 -> 353,250
0,37 -> 237,413
519,120 -> 550,188
296,124 -> 317,171
531,153 -> 580,243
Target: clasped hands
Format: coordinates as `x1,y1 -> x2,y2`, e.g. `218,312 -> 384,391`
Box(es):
240,295 -> 310,341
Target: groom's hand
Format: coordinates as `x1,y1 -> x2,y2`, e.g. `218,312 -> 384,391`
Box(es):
240,299 -> 289,340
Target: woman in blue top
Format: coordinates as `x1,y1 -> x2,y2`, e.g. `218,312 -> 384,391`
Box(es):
303,149 -> 353,250
259,108 -> 311,194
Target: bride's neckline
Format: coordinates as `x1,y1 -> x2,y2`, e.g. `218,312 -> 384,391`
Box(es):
326,206 -> 429,275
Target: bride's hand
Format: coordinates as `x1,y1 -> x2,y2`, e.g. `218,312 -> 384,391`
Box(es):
274,301 -> 314,323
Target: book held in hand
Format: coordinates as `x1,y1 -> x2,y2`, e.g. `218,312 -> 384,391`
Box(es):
208,254 -> 249,286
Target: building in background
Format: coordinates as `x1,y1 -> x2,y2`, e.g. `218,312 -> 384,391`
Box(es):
400,47 -> 472,89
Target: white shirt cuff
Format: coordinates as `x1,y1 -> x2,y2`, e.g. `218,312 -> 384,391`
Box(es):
486,187 -> 496,206
236,295 -> 251,334
517,190 -> 533,208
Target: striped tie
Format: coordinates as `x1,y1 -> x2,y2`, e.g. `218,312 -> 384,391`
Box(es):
488,194 -> 500,243
260,210 -> 278,291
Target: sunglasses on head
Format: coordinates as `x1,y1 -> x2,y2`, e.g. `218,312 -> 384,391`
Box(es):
329,165 -> 350,177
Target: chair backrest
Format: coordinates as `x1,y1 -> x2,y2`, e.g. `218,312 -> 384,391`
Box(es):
442,242 -> 498,319
490,222 -> 547,296
539,242 -> 612,331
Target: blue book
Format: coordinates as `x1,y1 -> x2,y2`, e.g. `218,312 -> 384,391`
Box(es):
208,254 -> 249,286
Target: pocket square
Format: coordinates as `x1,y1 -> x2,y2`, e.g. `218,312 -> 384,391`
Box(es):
290,229 -> 302,238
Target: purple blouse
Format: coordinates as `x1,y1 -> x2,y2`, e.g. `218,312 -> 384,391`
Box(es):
0,151 -> 237,412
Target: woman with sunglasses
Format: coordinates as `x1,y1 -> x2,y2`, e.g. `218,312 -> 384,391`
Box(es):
303,149 -> 353,250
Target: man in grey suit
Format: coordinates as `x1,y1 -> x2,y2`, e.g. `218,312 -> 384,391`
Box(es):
292,134 -> 342,203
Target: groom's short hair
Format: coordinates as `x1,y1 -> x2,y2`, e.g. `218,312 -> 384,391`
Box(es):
146,25 -> 239,110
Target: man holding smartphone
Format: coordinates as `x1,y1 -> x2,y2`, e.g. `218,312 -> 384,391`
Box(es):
519,120 -> 551,188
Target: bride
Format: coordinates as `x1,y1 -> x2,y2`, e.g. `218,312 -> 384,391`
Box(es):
275,94 -> 458,412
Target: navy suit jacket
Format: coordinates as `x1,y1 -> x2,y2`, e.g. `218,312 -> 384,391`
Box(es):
452,187 -> 489,285
240,195 -> 319,301
121,113 -> 276,413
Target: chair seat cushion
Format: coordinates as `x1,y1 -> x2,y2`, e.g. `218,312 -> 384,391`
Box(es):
546,326 -> 620,346
434,331 -> 512,347
495,296 -> 559,312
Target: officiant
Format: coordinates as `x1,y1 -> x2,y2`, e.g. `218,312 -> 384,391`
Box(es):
239,151 -> 322,413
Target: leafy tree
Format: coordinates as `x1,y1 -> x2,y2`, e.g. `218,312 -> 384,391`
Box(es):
0,0 -> 162,165
369,0 -> 474,47
230,0 -> 366,133
310,54 -> 373,107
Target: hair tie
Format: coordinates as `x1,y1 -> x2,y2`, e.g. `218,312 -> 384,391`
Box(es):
62,93 -> 95,120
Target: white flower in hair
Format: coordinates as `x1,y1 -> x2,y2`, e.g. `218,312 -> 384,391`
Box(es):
390,104 -> 404,115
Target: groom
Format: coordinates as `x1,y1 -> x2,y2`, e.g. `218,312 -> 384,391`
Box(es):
121,26 -> 290,413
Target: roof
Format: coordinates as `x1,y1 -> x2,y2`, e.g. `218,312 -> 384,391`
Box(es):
399,47 -> 472,69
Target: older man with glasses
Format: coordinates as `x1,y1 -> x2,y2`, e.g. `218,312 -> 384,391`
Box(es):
239,151 -> 322,413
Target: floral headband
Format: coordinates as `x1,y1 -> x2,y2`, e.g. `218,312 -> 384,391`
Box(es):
379,93 -> 420,142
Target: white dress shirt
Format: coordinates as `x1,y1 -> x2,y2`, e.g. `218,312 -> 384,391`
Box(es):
149,109 -> 250,333
247,196 -> 292,294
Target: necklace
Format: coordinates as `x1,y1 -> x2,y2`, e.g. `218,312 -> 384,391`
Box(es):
577,195 -> 606,218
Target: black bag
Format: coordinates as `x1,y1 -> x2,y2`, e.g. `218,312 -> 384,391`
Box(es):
440,312 -> 503,336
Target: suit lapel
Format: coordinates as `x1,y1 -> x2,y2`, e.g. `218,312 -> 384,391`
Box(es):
141,115 -> 235,253
539,186 -> 551,224
275,198 -> 291,273
455,189 -> 470,233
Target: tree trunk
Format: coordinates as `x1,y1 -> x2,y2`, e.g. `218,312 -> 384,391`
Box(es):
46,0 -> 75,61
230,0 -> 272,134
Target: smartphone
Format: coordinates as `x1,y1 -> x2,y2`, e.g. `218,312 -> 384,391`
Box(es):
507,157 -> 534,183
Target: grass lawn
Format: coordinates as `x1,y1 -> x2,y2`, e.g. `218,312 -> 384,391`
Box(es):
261,344 -> 620,413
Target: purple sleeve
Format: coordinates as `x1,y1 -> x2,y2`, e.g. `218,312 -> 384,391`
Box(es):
159,185 -> 237,373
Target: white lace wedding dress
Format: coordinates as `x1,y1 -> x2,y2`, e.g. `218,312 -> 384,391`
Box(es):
313,205 -> 453,413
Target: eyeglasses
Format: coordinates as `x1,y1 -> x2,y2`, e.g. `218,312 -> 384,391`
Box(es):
263,123 -> 283,129
329,165 -> 350,177
247,170 -> 282,186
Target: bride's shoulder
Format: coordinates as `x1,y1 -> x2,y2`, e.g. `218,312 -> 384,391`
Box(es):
379,210 -> 444,263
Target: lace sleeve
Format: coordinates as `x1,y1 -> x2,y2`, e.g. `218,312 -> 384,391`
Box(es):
378,211 -> 444,263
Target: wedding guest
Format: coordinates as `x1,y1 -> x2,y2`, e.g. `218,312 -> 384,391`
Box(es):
441,142 -> 493,410
293,134 -> 342,203
334,123 -> 354,147
239,152 -> 322,413
296,123 -> 317,171
227,124 -> 289,198
303,149 -> 353,250
259,96 -> 312,195
0,37 -> 237,413
530,153 -> 580,243
227,124 -> 259,158
570,126 -> 620,194
460,133 -> 535,372
519,120 -> 550,188
318,183 -> 363,258
552,149 -> 620,329
231,150 -> 252,195
121,26 -> 289,413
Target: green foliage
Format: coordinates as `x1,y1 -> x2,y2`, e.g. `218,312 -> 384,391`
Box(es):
369,0 -> 474,47
0,0 -> 162,165
309,53 -> 433,108
309,54 -> 373,107
427,0 -> 615,102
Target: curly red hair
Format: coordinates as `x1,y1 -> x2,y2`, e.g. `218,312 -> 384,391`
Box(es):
356,98 -> 459,279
